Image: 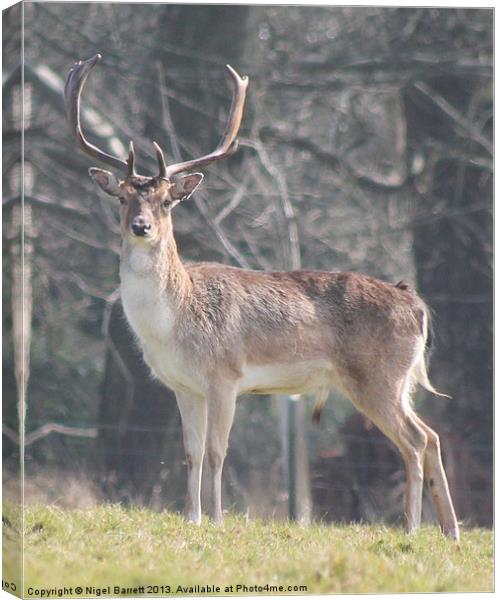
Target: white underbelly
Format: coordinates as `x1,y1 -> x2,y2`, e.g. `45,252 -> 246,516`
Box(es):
238,360 -> 333,396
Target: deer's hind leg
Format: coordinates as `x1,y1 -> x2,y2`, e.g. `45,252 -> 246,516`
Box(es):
413,415 -> 459,540
349,375 -> 428,534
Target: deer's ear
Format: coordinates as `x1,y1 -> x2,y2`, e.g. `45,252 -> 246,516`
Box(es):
170,173 -> 204,202
89,168 -> 121,197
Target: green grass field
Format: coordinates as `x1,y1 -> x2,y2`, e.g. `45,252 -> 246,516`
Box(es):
3,503 -> 493,596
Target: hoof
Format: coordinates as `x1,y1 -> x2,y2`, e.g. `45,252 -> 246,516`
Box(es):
405,522 -> 420,535
443,525 -> 460,541
185,513 -> 202,526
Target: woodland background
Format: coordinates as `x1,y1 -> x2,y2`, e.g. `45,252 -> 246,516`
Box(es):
3,4 -> 493,527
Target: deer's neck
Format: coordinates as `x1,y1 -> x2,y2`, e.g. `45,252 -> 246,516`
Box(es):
120,228 -> 191,308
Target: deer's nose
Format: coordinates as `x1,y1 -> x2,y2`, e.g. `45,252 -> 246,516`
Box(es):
131,217 -> 152,237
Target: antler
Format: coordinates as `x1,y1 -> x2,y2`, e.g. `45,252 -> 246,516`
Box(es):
157,64 -> 249,179
64,54 -> 133,175
65,56 -> 248,179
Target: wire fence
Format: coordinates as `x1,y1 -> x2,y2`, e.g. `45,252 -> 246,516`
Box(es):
3,413 -> 493,528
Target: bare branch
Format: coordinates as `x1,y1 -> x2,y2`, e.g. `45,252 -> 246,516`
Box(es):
3,422 -> 98,447
414,80 -> 492,156
241,136 -> 301,270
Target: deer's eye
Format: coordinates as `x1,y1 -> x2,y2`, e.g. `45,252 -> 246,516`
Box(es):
163,199 -> 171,208
119,197 -> 126,205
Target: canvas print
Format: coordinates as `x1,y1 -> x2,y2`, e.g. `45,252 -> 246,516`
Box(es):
2,3 -> 493,596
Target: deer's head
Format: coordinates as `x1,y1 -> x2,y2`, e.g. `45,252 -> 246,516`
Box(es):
64,54 -> 248,246
88,161 -> 204,245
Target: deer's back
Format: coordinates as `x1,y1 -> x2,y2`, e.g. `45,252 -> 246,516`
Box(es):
183,264 -> 425,367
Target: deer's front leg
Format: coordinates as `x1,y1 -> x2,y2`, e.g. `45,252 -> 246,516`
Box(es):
176,392 -> 207,525
205,384 -> 237,524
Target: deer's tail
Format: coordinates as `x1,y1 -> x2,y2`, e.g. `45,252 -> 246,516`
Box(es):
414,306 -> 451,398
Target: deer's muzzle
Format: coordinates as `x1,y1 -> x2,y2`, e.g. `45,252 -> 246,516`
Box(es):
131,216 -> 152,237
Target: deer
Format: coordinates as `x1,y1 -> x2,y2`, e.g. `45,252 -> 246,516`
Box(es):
65,54 -> 459,540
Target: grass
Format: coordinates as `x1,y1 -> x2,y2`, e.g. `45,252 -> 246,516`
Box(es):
3,503 -> 493,596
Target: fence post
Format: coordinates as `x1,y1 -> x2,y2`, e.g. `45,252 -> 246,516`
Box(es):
287,397 -> 297,520
282,395 -> 311,523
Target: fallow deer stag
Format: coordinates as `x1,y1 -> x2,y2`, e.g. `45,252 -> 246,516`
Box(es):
65,54 -> 459,539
